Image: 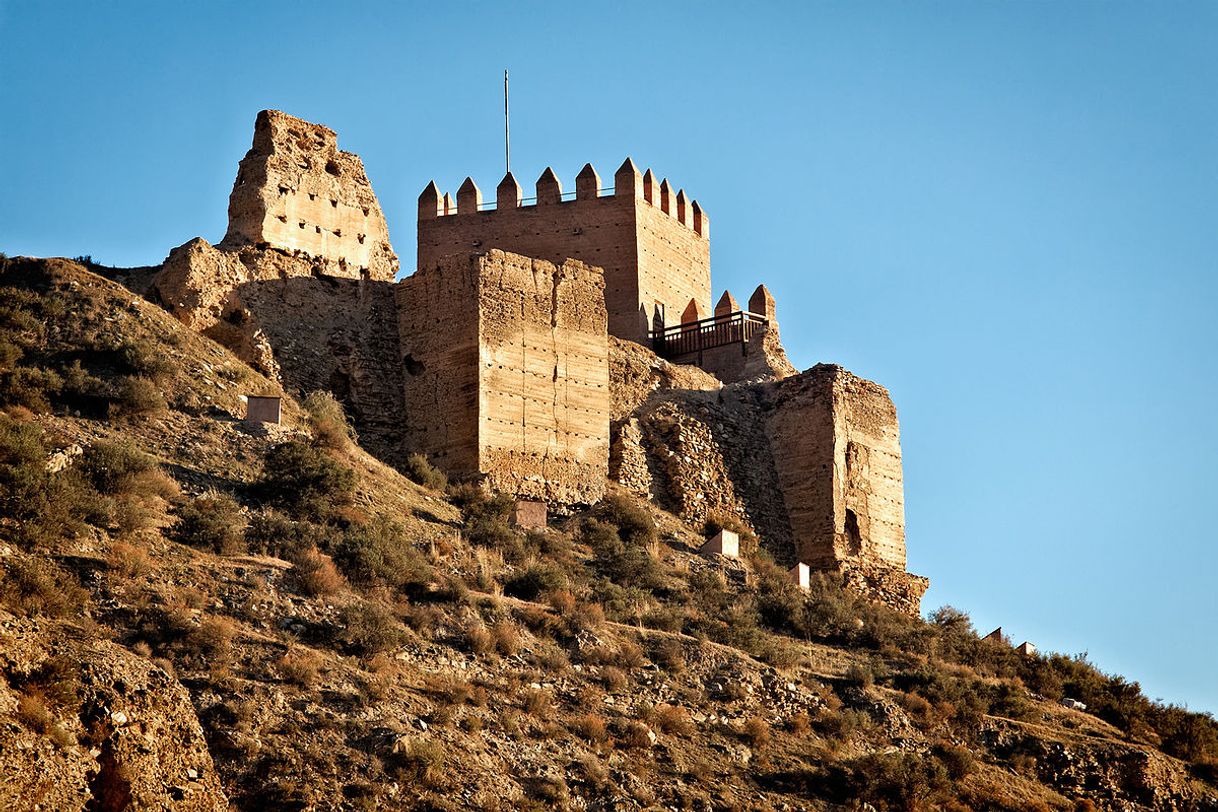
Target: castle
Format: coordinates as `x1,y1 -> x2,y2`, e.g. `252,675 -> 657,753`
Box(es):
153,110 -> 927,612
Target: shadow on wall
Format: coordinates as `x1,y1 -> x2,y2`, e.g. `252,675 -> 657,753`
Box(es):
223,277 -> 407,467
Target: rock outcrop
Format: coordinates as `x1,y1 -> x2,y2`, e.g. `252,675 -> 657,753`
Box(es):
0,610 -> 227,811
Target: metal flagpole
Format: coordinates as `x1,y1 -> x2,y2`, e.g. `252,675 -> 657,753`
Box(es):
504,69 -> 510,175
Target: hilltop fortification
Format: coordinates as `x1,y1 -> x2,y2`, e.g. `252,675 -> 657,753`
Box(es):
150,109 -> 923,613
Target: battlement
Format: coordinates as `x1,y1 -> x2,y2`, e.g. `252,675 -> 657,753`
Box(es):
418,160 -> 709,238
416,159 -> 711,344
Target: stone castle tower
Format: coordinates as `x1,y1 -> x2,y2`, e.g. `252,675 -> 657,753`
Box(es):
417,162 -> 709,345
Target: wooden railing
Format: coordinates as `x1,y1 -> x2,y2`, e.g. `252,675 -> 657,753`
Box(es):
650,310 -> 768,358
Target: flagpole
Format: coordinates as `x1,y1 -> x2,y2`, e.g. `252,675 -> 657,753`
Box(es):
504,69 -> 510,175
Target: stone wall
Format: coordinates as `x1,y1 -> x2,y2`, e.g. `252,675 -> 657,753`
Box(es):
397,250 -> 610,504
667,323 -> 797,383
222,110 -> 398,281
416,160 -> 709,344
608,341 -> 924,613
764,365 -> 907,570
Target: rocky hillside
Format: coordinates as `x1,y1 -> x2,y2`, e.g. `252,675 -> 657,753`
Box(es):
1,256 -> 1217,810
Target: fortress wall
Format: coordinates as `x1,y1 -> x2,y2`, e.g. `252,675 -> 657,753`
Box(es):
764,365 -> 906,570
223,110 -> 397,280
395,256 -> 482,474
476,251 -> 610,504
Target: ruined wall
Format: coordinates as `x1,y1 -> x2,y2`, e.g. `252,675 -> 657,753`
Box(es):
395,256 -> 482,475
222,110 -> 398,280
416,161 -> 709,344
398,250 -> 609,503
764,365 -> 907,570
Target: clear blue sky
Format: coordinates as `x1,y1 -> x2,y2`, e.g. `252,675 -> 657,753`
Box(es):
2,1 -> 1215,714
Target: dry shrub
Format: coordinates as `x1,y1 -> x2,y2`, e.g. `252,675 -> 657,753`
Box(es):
191,616 -> 238,665
547,589 -> 576,614
338,601 -> 404,656
573,713 -> 609,745
577,753 -> 610,788
788,712 -> 812,735
465,623 -> 493,656
108,541 -> 152,578
617,640 -> 646,669
278,649 -> 324,689
652,637 -> 684,673
601,666 -> 628,692
302,390 -> 356,449
388,737 -> 446,788
289,547 -> 345,596
742,716 -> 772,748
0,558 -> 87,618
533,643 -> 570,675
523,688 -> 552,717
616,720 -> 654,750
490,620 -> 520,656
16,693 -> 50,731
650,703 -> 695,736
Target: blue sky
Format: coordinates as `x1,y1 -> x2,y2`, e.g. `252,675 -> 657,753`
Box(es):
2,1 -> 1216,714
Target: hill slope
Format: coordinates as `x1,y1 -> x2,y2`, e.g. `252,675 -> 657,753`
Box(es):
0,256 -> 1216,811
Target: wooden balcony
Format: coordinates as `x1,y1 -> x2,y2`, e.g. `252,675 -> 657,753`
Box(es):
650,310 -> 768,359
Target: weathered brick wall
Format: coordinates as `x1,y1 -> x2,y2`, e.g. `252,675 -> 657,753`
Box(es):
397,250 -> 609,503
223,110 -> 397,280
395,256 -> 482,475
764,365 -> 907,570
416,162 -> 709,344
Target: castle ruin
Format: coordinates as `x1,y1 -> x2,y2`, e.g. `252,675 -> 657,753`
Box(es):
152,109 -> 927,613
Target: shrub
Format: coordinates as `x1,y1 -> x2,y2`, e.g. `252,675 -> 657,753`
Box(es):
0,416 -> 98,547
120,339 -> 176,382
573,713 -> 609,744
108,541 -> 152,578
523,688 -> 552,717
741,716 -> 771,748
404,453 -> 447,491
338,601 -> 404,656
650,704 -> 694,736
173,491 -> 246,554
465,623 -> 493,656
333,518 -> 432,593
278,649 -> 324,688
616,720 -> 654,750
302,390 -> 356,449
597,494 -> 657,547
0,558 -> 87,618
585,519 -> 665,593
651,637 -> 684,673
80,439 -> 156,494
463,492 -> 518,552
504,563 -> 567,602
601,666 -> 628,692
108,375 -> 166,418
490,621 -> 520,656
190,616 -> 238,665
0,367 -> 63,413
388,737 -> 446,787
259,440 -> 355,521
290,547 -> 345,596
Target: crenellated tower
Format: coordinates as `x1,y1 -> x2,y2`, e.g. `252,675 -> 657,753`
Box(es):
417,160 -> 710,344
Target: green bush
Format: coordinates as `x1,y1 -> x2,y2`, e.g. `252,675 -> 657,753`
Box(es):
338,601 -> 404,656
584,519 -> 665,593
0,416 -> 100,547
108,375 -> 166,418
404,453 -> 447,491
245,510 -> 339,559
0,367 -> 63,413
120,339 -> 176,383
333,517 -> 433,593
173,491 -> 246,554
259,440 -> 355,521
80,439 -> 155,494
504,563 -> 568,602
597,493 -> 657,547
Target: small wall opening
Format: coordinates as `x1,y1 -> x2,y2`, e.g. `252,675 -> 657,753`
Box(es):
844,508 -> 863,556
